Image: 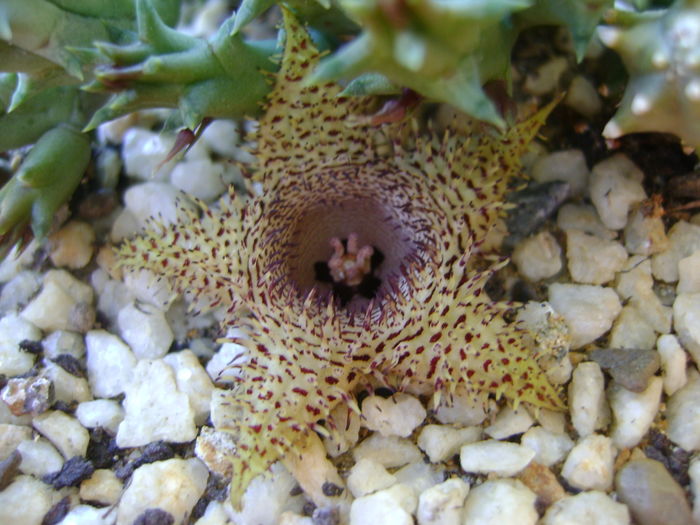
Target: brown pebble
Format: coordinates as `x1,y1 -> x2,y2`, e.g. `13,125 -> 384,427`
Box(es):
589,348 -> 660,392
0,375 -> 53,416
0,450 -> 21,490
517,461 -> 566,511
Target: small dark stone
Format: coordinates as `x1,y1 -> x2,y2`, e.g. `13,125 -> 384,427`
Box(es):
312,506 -> 340,525
203,473 -> 228,502
289,484 -> 304,497
302,501 -> 317,517
116,441 -> 174,480
0,374 -> 8,391
42,456 -> 95,489
19,339 -> 43,355
86,428 -> 120,469
321,481 -> 344,497
0,450 -> 21,490
643,429 -> 691,487
41,496 -> 70,525
51,354 -> 85,378
505,181 -> 570,248
132,508 -> 175,525
589,348 -> 660,392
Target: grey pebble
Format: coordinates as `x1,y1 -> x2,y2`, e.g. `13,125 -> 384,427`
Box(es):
589,348 -> 660,392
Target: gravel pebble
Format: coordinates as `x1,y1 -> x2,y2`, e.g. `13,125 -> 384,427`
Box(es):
0,424 -> 33,459
416,477 -> 469,525
651,221 -> 700,282
123,181 -> 197,228
689,458 -> 700,523
609,304 -> 658,350
417,424 -> 481,463
361,393 -> 426,438
79,468 -> 123,505
42,456 -> 94,489
32,411 -> 89,459
666,371 -> 700,451
0,450 -> 21,490
48,221 -> 95,270
0,270 -> 41,314
0,475 -> 64,525
524,56 -> 568,95
1,375 -> 53,416
589,348 -> 660,392
531,149 -> 589,197
461,479 -> 537,525
459,440 -> 535,477
346,458 -> 397,498
194,426 -> 237,478
614,256 -> 671,334
561,434 -> 616,491
608,377 -> 663,449
568,362 -> 608,437
520,426 -> 574,467
116,359 -> 198,447
121,128 -> 176,181
353,435 -> 423,469
616,458 -> 693,525
122,268 -> 177,311
16,438 -> 64,478
484,406 -> 534,440
549,283 -> 622,349
75,399 -> 125,435
170,158 -> 232,202
323,403 -> 361,458
511,232 -> 562,281
564,75 -> 602,118
540,491 -> 630,525
589,154 -> 646,230
566,230 -> 628,285
58,504 -> 114,525
557,203 -> 615,240
349,484 -> 416,525
85,330 -> 137,398
678,250 -> 700,293
163,350 -> 214,426
672,293 -> 700,364
393,461 -> 442,497
117,301 -> 174,360
21,270 -> 94,333
0,313 -> 41,375
516,461 -> 566,509
117,458 -> 208,525
44,360 -> 92,405
657,334 -> 688,395
433,386 -> 487,426
624,205 -> 668,256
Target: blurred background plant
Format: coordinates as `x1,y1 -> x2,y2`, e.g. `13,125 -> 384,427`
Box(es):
0,0 -> 695,257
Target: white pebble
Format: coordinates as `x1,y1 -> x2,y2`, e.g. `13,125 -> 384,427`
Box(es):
17,437 -> 64,477
614,257 -> 672,334
624,205 -> 668,256
200,119 -> 241,157
459,440 -> 534,477
123,181 -> 198,228
122,268 -> 177,311
609,377 -> 663,449
433,385 -> 487,426
121,128 -> 176,181
673,293 -> 700,365
484,406 -> 534,440
48,221 -> 95,269
541,490 -> 630,525
652,221 -> 700,282
657,334 -> 687,395
32,410 -> 90,458
109,208 -> 139,242
75,399 -> 125,434
0,270 -> 41,314
57,504 -> 112,525
394,461 -> 443,496
566,230 -> 628,285
21,270 -> 94,333
42,330 -> 85,360
561,434 -> 616,491
512,232 -> 562,281
557,203 -> 615,240
117,301 -> 174,359
609,304 -> 658,350
678,250 -> 700,293
416,478 -> 469,525
85,330 -> 137,398
568,362 -> 608,437
548,283 -> 622,349
353,434 -> 423,469
43,360 -> 92,404
0,313 -> 41,376
417,424 -> 481,463
116,359 -> 198,447
347,458 -> 397,498
278,512 -> 314,525
524,56 -> 568,95
350,484 -> 417,525
361,393 -> 426,437
521,426 -> 574,467
0,475 -> 63,525
205,340 -> 247,383
163,350 -> 214,426
462,479 -> 537,525
170,158 -> 233,202
589,154 -> 646,230
564,75 -> 602,117
0,424 -> 32,458
116,458 -> 208,525
531,149 -> 589,197
195,426 -> 237,478
667,371 -> 700,451
79,469 -> 123,506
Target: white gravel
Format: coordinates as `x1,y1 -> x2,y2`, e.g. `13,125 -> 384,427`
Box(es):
459,440 -> 535,477
561,434 -> 617,491
589,154 -> 646,230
